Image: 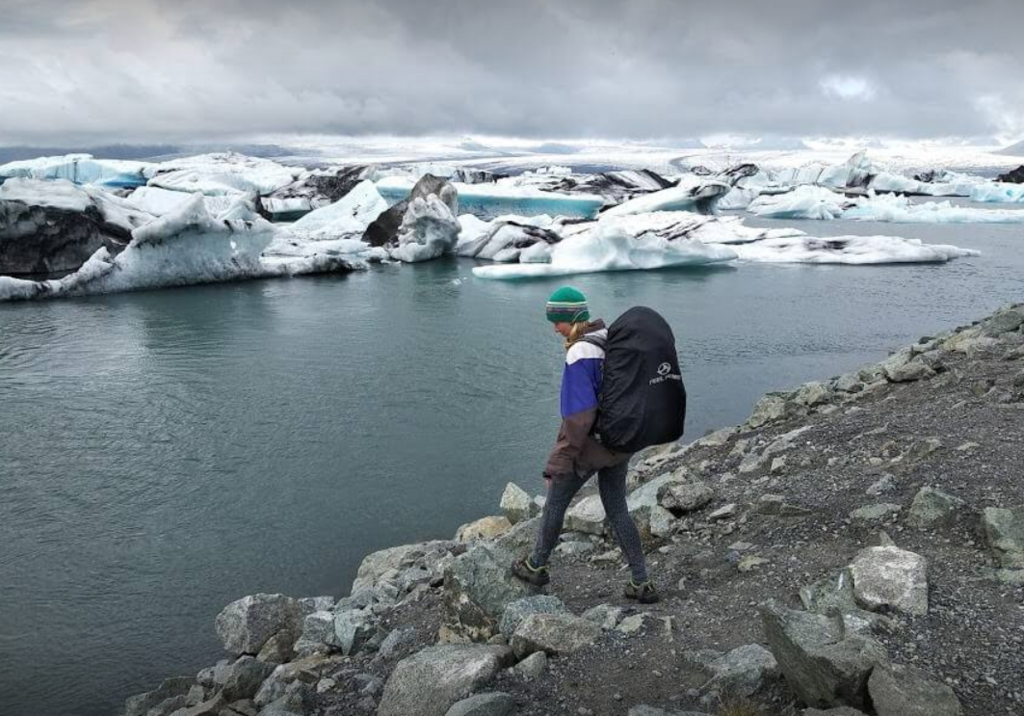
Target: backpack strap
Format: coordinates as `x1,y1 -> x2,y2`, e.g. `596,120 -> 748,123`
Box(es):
578,334 -> 607,351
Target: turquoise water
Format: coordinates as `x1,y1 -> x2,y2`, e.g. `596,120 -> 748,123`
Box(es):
1,218 -> 1023,716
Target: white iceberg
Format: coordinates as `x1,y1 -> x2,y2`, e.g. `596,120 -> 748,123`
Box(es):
472,221 -> 737,279
0,194 -> 278,300
126,185 -> 238,218
0,154 -> 151,187
456,214 -> 560,262
376,176 -> 603,220
969,182 -> 1024,203
0,194 -> 368,301
389,194 -> 461,262
601,175 -> 731,217
747,186 -> 848,220
288,181 -> 389,240
144,152 -> 301,196
870,171 -> 982,197
730,235 -> 979,264
748,185 -> 1024,223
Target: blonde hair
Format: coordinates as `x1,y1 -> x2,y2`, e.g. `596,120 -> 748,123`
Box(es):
564,320 -> 592,350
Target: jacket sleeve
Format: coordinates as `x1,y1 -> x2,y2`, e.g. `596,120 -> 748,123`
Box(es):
544,408 -> 598,478
543,345 -> 603,478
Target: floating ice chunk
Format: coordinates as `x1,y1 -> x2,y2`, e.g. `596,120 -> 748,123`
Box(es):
377,176 -> 603,220
290,181 -> 389,240
601,175 -> 731,217
0,194 -> 278,300
969,182 -> 1024,203
842,194 -> 1024,222
747,186 -> 848,219
457,214 -> 560,261
389,194 -> 460,262
145,152 -> 301,196
0,154 -> 150,187
870,171 -> 981,197
472,221 -> 736,279
750,186 -> 1024,223
1,177 -> 153,233
730,235 -> 979,264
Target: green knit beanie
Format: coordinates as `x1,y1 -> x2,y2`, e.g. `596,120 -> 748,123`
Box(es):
546,286 -> 590,323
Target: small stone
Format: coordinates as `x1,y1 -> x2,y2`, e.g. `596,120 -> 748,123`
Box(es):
866,475 -> 896,496
582,604 -> 623,630
616,613 -> 647,634
708,503 -> 738,521
737,555 -> 769,572
511,613 -> 601,658
513,651 -> 548,679
566,495 -> 607,535
500,482 -> 538,525
444,692 -> 515,716
850,504 -> 902,523
455,515 -> 513,542
771,456 -> 787,474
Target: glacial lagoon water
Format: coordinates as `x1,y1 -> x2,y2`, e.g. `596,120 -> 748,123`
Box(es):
1,217 -> 1023,716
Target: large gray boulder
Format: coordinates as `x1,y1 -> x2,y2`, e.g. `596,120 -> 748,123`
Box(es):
498,595 -> 569,637
214,594 -> 303,656
123,676 -> 194,716
220,655 -> 274,702
868,663 -> 962,716
510,612 -> 601,658
699,644 -> 779,699
351,540 -> 457,592
982,506 -> 1024,569
659,480 -> 714,513
0,178 -> 152,277
760,600 -> 887,710
333,608 -> 380,655
377,645 -> 508,716
981,306 -> 1024,336
906,487 -> 962,529
442,543 -> 535,640
444,692 -> 516,716
849,545 -> 928,616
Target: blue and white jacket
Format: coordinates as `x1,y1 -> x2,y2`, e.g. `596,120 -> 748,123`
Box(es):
544,320 -> 624,478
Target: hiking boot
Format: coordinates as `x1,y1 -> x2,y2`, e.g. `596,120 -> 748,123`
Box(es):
511,557 -> 550,587
624,579 -> 659,604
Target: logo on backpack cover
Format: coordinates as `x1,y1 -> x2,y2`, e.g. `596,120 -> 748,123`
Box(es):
650,362 -> 682,385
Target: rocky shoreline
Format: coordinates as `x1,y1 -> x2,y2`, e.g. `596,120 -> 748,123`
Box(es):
121,303 -> 1024,716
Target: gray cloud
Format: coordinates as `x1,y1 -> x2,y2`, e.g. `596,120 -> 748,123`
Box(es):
0,0 -> 1021,145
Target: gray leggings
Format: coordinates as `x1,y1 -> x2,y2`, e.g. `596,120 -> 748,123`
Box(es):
530,460 -> 649,583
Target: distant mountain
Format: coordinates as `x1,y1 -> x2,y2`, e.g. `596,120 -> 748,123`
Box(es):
997,139 -> 1024,156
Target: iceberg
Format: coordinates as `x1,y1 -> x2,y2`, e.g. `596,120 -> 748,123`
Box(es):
258,165 -> 373,220
376,176 -> 603,220
601,175 -> 731,217
126,185 -> 237,218
748,185 -> 1024,223
730,235 -> 979,264
145,152 -> 301,196
1,178 -> 153,276
0,154 -> 150,188
747,186 -> 849,220
472,221 -> 736,279
288,181 -> 389,240
0,194 -> 279,300
969,182 -> 1024,203
0,193 -> 367,301
456,214 -> 560,262
389,194 -> 461,262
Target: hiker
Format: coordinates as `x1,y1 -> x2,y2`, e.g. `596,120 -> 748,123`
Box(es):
511,286 -> 661,604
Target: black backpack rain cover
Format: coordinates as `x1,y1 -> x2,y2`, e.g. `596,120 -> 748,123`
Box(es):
594,306 -> 687,453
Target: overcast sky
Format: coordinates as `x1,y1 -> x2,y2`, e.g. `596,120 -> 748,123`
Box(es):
1,0 -> 1022,146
